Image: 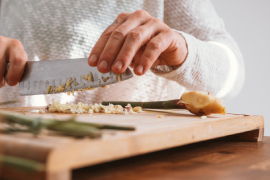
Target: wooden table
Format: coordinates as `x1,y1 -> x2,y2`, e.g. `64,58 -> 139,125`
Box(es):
73,136 -> 270,180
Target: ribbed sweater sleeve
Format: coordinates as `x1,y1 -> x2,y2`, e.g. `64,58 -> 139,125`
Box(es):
151,0 -> 245,99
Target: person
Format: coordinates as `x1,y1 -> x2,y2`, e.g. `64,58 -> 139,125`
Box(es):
0,0 -> 244,107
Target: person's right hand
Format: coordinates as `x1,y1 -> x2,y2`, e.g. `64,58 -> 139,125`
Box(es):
0,36 -> 28,88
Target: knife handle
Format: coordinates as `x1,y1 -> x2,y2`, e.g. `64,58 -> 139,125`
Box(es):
102,99 -> 186,109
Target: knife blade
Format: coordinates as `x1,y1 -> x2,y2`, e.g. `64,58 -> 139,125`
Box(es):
18,58 -> 133,96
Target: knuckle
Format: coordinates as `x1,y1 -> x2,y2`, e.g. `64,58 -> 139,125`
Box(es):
148,40 -> 161,51
13,57 -> 24,66
143,54 -> 155,64
151,18 -> 161,24
111,30 -> 125,40
13,54 -> 27,66
103,49 -> 115,58
10,39 -> 23,48
127,30 -> 141,42
134,10 -> 148,17
117,52 -> 133,63
117,12 -> 129,19
101,29 -> 112,38
167,30 -> 175,39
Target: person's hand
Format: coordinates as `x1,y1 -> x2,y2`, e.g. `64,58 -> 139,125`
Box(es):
88,10 -> 188,75
0,36 -> 28,88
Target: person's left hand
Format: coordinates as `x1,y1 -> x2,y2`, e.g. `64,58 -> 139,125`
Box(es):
88,10 -> 188,75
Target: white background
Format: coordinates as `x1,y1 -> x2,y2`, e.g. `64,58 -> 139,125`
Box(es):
211,0 -> 270,135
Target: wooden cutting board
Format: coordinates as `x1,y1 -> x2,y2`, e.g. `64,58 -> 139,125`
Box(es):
0,106 -> 264,180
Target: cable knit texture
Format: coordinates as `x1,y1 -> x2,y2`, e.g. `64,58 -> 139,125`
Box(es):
0,0 -> 244,107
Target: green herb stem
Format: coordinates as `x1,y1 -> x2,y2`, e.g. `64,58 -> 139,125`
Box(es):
0,155 -> 45,172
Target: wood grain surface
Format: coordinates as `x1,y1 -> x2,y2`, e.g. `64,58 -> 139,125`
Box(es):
0,106 -> 264,180
72,136 -> 270,180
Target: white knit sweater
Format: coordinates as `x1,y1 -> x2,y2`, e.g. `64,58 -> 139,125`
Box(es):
0,0 -> 244,107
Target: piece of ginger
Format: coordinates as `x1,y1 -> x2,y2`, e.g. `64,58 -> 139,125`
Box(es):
178,91 -> 226,116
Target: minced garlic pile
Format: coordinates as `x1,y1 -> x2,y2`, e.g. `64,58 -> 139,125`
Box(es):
47,99 -> 144,114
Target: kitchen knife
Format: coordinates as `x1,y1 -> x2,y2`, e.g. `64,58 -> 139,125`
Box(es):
18,58 -> 133,96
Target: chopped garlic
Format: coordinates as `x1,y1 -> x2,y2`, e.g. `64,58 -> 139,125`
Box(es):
66,77 -> 73,87
133,106 -> 144,113
200,116 -> 207,119
125,104 -> 136,114
54,85 -> 65,92
89,109 -> 93,114
71,89 -> 75,96
39,109 -> 45,114
47,100 -> 144,115
88,72 -> 94,82
46,86 -> 51,94
156,115 -> 165,118
103,77 -> 109,82
116,74 -> 121,82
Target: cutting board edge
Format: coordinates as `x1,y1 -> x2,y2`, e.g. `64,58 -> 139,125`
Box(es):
45,114 -> 264,172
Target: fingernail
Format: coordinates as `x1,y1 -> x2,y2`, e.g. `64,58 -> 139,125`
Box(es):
7,79 -> 16,86
89,55 -> 97,63
136,65 -> 144,74
99,60 -> 109,70
113,61 -> 123,70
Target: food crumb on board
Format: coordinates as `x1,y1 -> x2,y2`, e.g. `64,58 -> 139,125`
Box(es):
102,85 -> 109,89
39,109 -> 45,114
22,111 -> 30,115
156,115 -> 165,118
133,106 -> 144,113
74,82 -> 79,86
200,116 -> 207,119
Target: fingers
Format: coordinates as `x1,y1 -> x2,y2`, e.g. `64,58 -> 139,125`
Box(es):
88,12 -> 130,68
130,45 -> 145,68
111,18 -> 164,74
0,37 -> 7,88
89,10 -> 183,76
5,39 -> 28,86
134,31 -> 173,75
97,11 -> 153,73
0,60 -> 6,88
